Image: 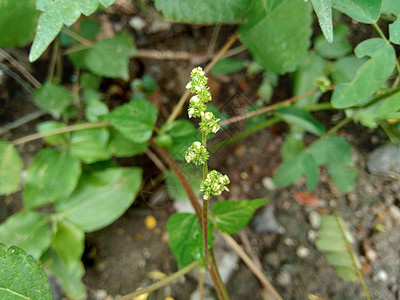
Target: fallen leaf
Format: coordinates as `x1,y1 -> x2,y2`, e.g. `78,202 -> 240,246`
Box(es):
294,191 -> 320,206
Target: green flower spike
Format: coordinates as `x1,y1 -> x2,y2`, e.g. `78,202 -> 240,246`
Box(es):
199,111 -> 220,135
188,95 -> 207,118
185,141 -> 210,165
200,170 -> 230,200
186,67 -> 212,103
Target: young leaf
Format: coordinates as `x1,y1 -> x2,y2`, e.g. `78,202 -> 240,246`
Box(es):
0,243 -> 52,300
0,211 -> 51,259
154,0 -> 251,24
389,17 -> 400,45
310,0 -> 333,43
332,0 -> 381,23
104,99 -> 158,143
24,149 -> 81,209
37,121 -> 69,146
0,0 -> 39,48
211,199 -> 268,234
314,24 -> 352,59
55,167 -> 142,232
239,0 -> 312,74
83,89 -> 109,122
33,82 -> 73,119
0,140 -> 23,195
40,248 -> 87,300
70,127 -> 112,163
331,39 -> 396,108
166,213 -> 214,269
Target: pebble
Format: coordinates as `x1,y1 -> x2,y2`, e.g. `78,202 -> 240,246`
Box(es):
264,252 -> 280,269
389,205 -> 400,222
190,287 -> 215,300
129,16 -> 146,32
252,206 -> 285,234
262,177 -> 276,191
307,230 -> 318,243
374,270 -> 389,282
284,238 -> 295,247
296,246 -> 310,258
367,144 -> 400,175
92,289 -> 108,300
308,211 -> 321,229
276,270 -> 292,286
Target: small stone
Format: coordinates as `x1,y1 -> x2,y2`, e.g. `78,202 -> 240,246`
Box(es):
374,270 -> 389,282
252,205 -> 285,234
264,252 -> 280,269
296,246 -> 310,258
389,205 -> 400,222
367,144 -> 400,175
93,289 -> 108,300
129,16 -> 146,32
308,211 -> 321,229
284,238 -> 295,247
307,230 -> 318,243
262,177 -> 276,191
276,270 -> 292,286
148,20 -> 171,33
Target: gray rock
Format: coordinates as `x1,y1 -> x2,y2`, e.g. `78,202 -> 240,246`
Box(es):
252,205 -> 285,234
276,269 -> 292,286
367,144 -> 400,175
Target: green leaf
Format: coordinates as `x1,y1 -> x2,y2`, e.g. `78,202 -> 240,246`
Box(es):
165,164 -> 202,200
330,55 -> 366,85
239,0 -> 312,74
83,89 -> 109,122
80,72 -> 101,90
154,0 -> 251,24
0,243 -> 52,300
166,213 -> 214,269
282,134 -> 304,162
328,163 -> 358,193
389,16 -> 400,45
33,82 -> 73,119
211,199 -> 268,234
98,0 -> 116,7
211,58 -> 246,76
331,39 -> 396,108
51,220 -> 84,269
104,100 -> 158,143
56,167 -> 142,232
84,33 -> 137,80
80,18 -> 101,40
314,24 -> 352,59
332,0 -> 382,23
40,248 -> 87,300
381,0 -> 400,15
37,121 -> 69,146
70,127 -> 112,163
377,92 -> 400,119
24,149 -> 81,209
0,140 -> 23,195
0,0 -> 39,48
108,128 -> 148,157
276,106 -> 325,136
0,211 -> 51,259
311,0 -> 333,43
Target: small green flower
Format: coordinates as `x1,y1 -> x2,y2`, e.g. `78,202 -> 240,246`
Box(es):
199,112 -> 220,135
185,141 -> 210,165
200,170 -> 230,200
313,76 -> 332,93
188,95 -> 207,118
186,67 -> 212,103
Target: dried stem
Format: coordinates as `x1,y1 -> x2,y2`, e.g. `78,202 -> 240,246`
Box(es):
138,49 -> 208,61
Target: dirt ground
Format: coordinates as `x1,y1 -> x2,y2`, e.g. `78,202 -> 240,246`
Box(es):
1,2 -> 400,300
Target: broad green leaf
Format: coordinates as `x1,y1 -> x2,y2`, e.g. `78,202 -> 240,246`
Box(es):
154,0 -> 251,24
36,0 -> 51,11
104,100 -> 158,143
70,127 -> 112,163
332,0 -> 382,23
56,167 -> 142,232
211,58 -> 246,76
84,33 -> 137,80
282,134 -> 304,162
353,103 -> 381,128
211,199 -> 268,234
276,106 -> 325,136
108,128 -> 148,157
0,243 -> 52,300
24,149 -> 81,209
389,17 -> 400,45
331,39 -> 396,108
301,152 -> 319,191
83,89 -> 109,122
80,18 -> 101,40
0,140 -> 23,195
309,136 -> 353,166
273,155 -> 304,187
377,92 -> 400,119
80,73 -> 101,90
293,53 -> 325,107
51,220 -> 84,269
314,24 -> 352,59
328,163 -> 358,193
335,266 -> 357,281
330,55 -> 366,85
381,0 -> 400,15
33,82 -> 73,119
311,0 -> 333,43
166,213 -> 214,269
98,0 -> 116,7
165,164 -> 202,200
37,121 -> 69,146
0,211 -> 51,259
41,248 -> 86,299
239,0 -> 312,74
326,252 -> 353,266
0,0 -> 39,48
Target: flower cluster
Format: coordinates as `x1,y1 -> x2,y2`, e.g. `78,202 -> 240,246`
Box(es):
186,67 -> 211,103
188,95 -> 206,118
200,170 -> 230,200
185,141 -> 209,165
199,112 -> 220,135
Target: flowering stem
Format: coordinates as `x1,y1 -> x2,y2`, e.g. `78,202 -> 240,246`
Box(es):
202,131 -> 209,266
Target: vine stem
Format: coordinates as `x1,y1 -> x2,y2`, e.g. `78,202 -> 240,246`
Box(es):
166,33 -> 238,124
11,121 -> 109,146
119,261 -> 199,300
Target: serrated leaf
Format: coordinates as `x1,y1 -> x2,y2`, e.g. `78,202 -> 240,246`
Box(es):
0,140 -> 23,195
24,149 -> 81,209
40,248 -> 86,300
154,0 -> 250,24
314,24 -> 352,59
0,211 -> 51,259
37,121 -> 69,146
0,0 -> 39,48
108,128 -> 148,157
56,167 -> 142,232
166,213 -> 213,269
0,243 -> 52,300
84,33 -> 136,80
211,199 -> 268,234
332,0 -> 382,23
211,58 -> 246,76
331,39 -> 396,108
70,127 -> 112,163
311,0 -> 333,43
276,106 -> 325,136
33,82 -> 73,119
389,16 -> 400,45
51,220 -> 84,269
104,100 -> 158,143
239,0 -> 312,74
377,92 -> 400,119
